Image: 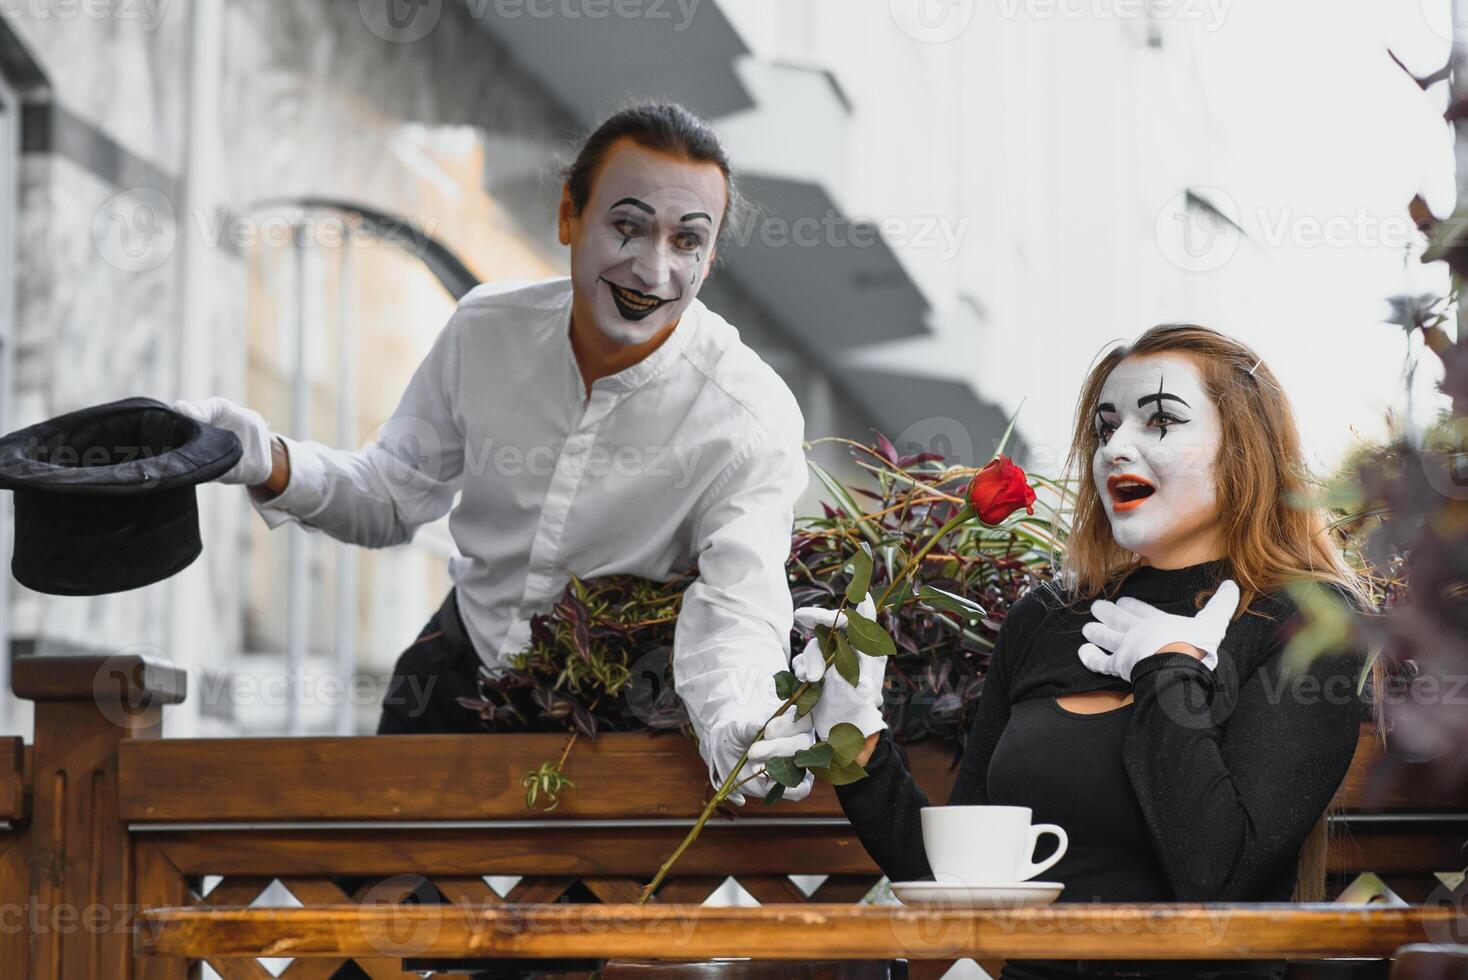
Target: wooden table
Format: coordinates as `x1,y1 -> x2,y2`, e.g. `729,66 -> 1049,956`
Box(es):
137,902 -> 1468,963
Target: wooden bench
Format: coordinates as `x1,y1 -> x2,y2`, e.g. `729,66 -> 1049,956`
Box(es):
0,653 -> 1463,979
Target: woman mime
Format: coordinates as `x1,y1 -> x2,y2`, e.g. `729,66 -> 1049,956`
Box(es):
773,325 -> 1376,980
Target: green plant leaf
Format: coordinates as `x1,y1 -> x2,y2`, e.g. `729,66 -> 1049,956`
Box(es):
825,722 -> 867,766
762,782 -> 786,806
833,629 -> 860,686
774,670 -> 798,701
917,585 -> 987,621
795,680 -> 823,719
808,460 -> 881,545
764,755 -> 807,789
846,542 -> 874,604
845,608 -> 896,657
810,757 -> 869,786
793,742 -> 834,768
993,398 -> 1025,459
881,579 -> 914,610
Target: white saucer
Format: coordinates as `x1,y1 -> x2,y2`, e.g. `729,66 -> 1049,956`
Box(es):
890,879 -> 1063,908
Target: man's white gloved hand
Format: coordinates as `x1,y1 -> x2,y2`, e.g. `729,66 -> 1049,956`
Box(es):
790,593 -> 888,740
706,676 -> 815,806
1078,579 -> 1240,681
172,397 -> 275,486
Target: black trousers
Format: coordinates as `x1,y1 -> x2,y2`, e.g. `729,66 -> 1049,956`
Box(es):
376,587 -> 486,734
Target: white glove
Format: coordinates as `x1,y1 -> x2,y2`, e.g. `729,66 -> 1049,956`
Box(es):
790,593 -> 888,740
705,678 -> 815,806
1078,579 -> 1240,681
172,397 -> 275,486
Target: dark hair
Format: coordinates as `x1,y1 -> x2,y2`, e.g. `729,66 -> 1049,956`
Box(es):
561,101 -> 746,244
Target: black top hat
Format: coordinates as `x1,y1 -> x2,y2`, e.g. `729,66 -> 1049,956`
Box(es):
0,396 -> 242,595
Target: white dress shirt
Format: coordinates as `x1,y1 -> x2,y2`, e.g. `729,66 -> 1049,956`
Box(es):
253,276 -> 808,775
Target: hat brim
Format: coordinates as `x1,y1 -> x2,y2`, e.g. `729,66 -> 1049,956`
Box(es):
0,396 -> 241,495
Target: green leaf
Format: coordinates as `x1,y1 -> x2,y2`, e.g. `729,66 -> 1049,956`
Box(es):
764,755 -> 807,789
774,670 -> 798,701
993,397 -> 1025,459
845,608 -> 896,657
846,542 -> 873,604
825,722 -> 867,766
762,782 -> 786,806
917,585 -> 987,621
807,460 -> 881,545
793,742 -> 834,768
795,680 -> 823,719
880,579 -> 914,611
810,758 -> 869,786
833,629 -> 860,686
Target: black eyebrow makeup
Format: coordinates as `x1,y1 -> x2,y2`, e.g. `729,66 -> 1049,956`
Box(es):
608,197 -> 655,215
1137,376 -> 1191,411
681,211 -> 712,224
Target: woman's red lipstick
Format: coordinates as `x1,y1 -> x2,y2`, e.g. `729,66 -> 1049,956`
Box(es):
1107,473 -> 1156,513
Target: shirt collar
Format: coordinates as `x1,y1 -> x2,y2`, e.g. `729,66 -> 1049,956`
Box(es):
561,293 -> 703,397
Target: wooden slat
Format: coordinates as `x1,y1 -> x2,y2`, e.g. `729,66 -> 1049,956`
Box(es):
278,957 -> 348,979
505,876 -> 576,904
809,875 -> 883,903
0,834 -> 29,977
1329,826 -> 1468,874
134,842 -> 196,980
737,874 -> 810,904
0,737 -> 23,820
201,877 -> 274,907
145,825 -> 884,877
433,876 -> 503,909
119,723 -> 1412,824
119,732 -> 961,822
582,877 -> 649,905
651,876 -> 725,905
204,957 -> 276,980
136,903 -> 1468,961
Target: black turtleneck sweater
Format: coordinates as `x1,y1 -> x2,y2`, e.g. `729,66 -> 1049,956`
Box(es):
835,559 -> 1370,980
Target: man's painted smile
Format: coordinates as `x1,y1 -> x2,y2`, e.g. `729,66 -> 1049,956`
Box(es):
600,277 -> 679,322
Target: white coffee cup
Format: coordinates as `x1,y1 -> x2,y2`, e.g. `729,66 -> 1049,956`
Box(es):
920,805 -> 1068,885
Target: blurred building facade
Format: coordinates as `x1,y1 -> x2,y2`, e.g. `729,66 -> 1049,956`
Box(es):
0,0 -> 1221,738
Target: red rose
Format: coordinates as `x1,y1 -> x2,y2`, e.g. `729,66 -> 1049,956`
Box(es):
967,455 -> 1036,524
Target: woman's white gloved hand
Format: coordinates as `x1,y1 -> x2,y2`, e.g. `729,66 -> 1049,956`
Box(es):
172,397 -> 276,486
788,593 -> 888,740
1078,579 -> 1240,681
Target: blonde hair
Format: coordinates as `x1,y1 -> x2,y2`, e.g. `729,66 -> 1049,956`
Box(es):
1059,324 -> 1380,902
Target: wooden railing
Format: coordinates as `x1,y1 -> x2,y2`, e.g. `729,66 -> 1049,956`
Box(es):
0,652 -> 1464,979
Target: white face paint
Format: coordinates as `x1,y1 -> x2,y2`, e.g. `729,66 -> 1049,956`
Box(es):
565,138 -> 724,345
1090,352 -> 1224,565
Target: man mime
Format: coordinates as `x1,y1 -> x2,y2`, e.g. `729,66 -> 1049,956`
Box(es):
180,103 -> 814,804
